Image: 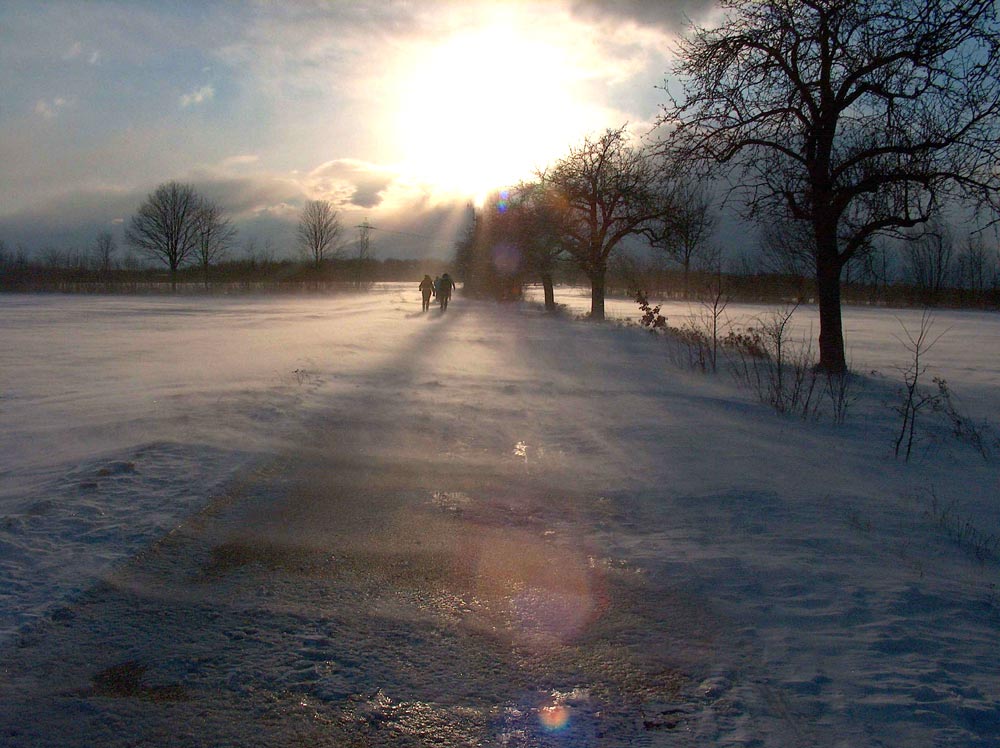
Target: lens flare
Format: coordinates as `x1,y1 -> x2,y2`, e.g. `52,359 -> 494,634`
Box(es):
491,242 -> 521,275
538,703 -> 570,731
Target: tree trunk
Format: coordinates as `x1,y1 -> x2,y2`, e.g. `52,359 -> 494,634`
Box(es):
815,236 -> 847,373
541,272 -> 556,311
590,270 -> 606,320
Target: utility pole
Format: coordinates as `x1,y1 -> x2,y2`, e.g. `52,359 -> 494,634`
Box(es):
356,220 -> 371,260
355,219 -> 372,289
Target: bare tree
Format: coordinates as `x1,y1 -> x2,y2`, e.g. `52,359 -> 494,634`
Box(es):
92,231 -> 116,277
956,234 -> 999,298
644,178 -> 717,298
905,222 -> 955,303
194,199 -> 237,288
858,241 -> 895,305
539,126 -> 666,320
892,312 -> 946,461
297,200 -> 342,269
497,183 -> 568,310
242,238 -> 275,268
451,188 -> 551,304
661,0 -> 1000,371
758,215 -> 813,279
520,187 -> 569,312
126,181 -> 202,289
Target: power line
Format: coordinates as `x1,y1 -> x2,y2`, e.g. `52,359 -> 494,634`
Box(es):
353,222 -> 454,248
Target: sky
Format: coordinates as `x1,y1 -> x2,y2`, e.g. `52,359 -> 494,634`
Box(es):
0,0 -> 718,261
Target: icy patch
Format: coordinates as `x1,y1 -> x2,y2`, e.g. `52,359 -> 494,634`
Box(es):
343,688 -> 489,744
429,491 -> 473,513
0,441 -> 256,643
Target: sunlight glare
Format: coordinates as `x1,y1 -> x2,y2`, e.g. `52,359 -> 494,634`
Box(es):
538,703 -> 571,731
393,21 -> 604,203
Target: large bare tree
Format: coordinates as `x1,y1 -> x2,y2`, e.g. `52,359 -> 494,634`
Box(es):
539,127 -> 666,320
661,0 -> 1000,371
194,199 -> 237,288
125,181 -> 202,290
484,184 -> 569,309
512,184 -> 570,311
297,200 -> 342,269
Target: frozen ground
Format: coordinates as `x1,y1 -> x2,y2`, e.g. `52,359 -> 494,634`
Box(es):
0,284 -> 998,746
528,285 -> 1000,421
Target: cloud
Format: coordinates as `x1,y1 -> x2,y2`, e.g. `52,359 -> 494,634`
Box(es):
34,97 -> 69,119
214,3 -> 424,97
62,40 -> 101,64
304,159 -> 398,209
179,85 -> 214,108
219,154 -> 260,169
62,41 -> 83,60
568,0 -> 718,31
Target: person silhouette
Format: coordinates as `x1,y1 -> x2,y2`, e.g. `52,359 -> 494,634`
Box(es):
438,272 -> 456,311
419,274 -> 434,311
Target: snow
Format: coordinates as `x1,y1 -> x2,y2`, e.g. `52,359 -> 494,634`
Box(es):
0,289 -> 419,640
1,284 -> 998,746
532,285 -> 1000,421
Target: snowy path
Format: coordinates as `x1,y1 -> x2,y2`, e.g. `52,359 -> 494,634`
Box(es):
1,298 -> 998,746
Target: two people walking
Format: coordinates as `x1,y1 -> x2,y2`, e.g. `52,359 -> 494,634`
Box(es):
419,273 -> 456,312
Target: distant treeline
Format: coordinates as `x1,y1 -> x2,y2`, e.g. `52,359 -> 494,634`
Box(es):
2,243 -> 998,309
601,265 -> 1000,310
0,255 -> 452,294
462,249 -> 1000,311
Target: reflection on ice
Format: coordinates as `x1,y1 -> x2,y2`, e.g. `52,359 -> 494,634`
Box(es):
514,440 -> 528,460
538,702 -> 570,731
537,688 -> 591,733
469,524 -> 601,648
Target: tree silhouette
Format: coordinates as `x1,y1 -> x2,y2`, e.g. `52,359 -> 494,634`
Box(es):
297,200 -> 342,269
511,184 -> 569,311
643,178 -> 716,299
540,127 -> 666,320
92,231 -> 116,277
125,182 -> 201,290
661,0 -> 1000,371
194,199 -> 237,288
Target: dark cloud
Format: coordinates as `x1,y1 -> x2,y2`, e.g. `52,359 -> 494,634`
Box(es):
569,0 -> 717,31
188,176 -> 304,216
0,189 -> 138,253
0,176 -> 299,258
0,173 -> 468,261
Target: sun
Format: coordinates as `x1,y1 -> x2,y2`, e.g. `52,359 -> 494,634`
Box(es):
392,22 -> 604,203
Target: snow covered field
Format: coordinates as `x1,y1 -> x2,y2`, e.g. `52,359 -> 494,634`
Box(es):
1,284 -> 998,746
529,285 -> 1000,421
0,287 -> 421,642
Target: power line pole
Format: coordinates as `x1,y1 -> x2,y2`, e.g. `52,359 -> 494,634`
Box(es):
356,220 -> 372,260
355,219 -> 372,289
